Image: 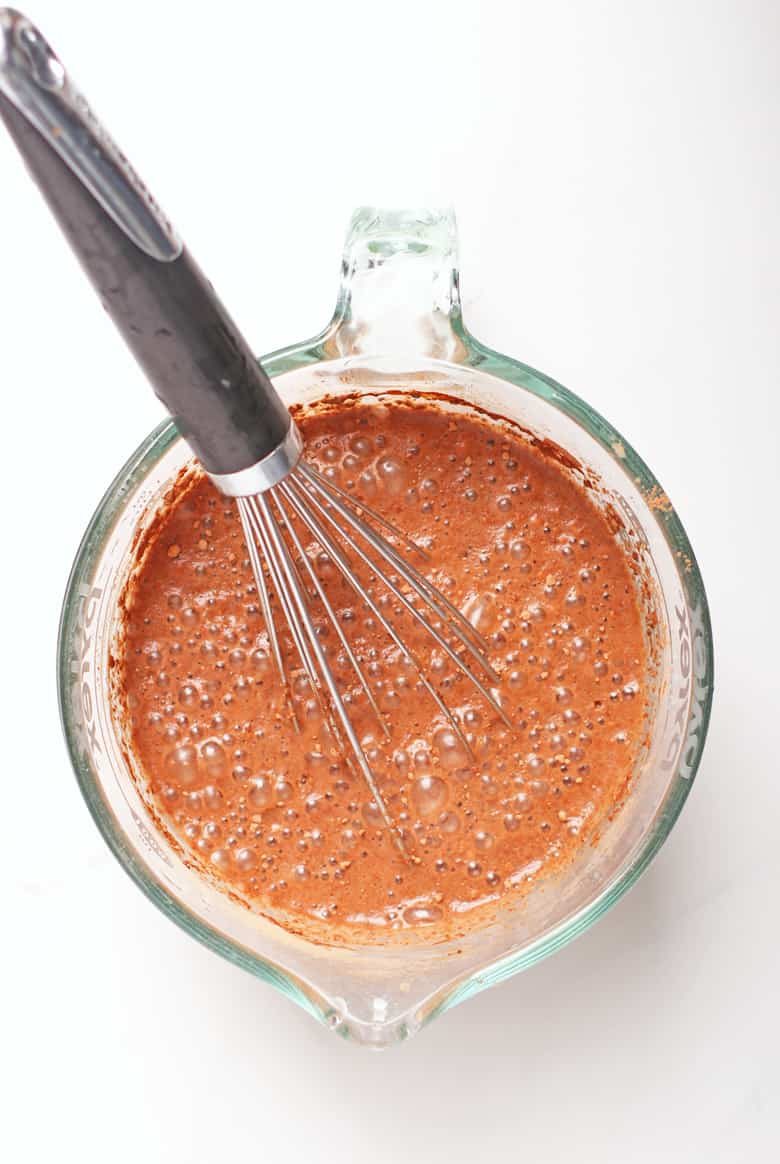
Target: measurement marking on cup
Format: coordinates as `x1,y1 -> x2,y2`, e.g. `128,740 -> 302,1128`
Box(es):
663,596 -> 709,779
70,583 -> 103,762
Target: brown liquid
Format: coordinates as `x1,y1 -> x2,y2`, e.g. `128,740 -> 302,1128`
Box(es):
118,398 -> 647,941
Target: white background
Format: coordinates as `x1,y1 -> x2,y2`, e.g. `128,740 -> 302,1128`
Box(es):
2,1 -> 778,1160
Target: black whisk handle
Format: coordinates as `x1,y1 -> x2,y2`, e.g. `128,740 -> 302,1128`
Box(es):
0,9 -> 293,481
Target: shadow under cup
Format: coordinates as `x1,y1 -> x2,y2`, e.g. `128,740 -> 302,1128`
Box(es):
57,208 -> 713,1047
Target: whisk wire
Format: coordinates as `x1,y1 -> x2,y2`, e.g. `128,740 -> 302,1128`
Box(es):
242,496 -> 322,700
288,473 -> 511,727
298,464 -> 500,682
301,464 -> 432,564
300,463 -> 492,655
278,478 -> 475,760
237,498 -> 284,679
245,491 -> 403,850
271,488 -> 390,738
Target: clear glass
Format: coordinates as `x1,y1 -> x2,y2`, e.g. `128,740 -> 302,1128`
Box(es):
58,207 -> 713,1047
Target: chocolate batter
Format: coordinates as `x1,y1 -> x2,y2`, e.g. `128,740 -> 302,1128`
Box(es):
117,398 -> 647,941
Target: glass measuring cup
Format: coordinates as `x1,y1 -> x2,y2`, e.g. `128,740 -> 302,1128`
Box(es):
58,208 -> 713,1047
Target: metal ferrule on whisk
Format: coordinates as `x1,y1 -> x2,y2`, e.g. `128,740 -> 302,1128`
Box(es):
209,423 -> 304,497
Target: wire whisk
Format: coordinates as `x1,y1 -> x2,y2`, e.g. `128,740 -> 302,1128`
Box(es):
0,8 -> 509,856
236,461 -> 510,853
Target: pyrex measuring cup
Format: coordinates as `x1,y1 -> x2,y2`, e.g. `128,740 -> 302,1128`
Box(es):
58,208 -> 713,1047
